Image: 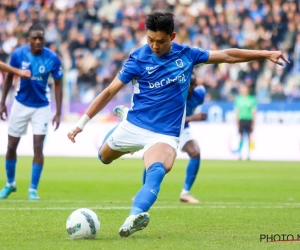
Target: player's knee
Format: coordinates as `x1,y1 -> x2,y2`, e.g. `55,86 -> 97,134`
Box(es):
98,153 -> 113,165
7,144 -> 17,155
33,144 -> 43,154
188,150 -> 200,159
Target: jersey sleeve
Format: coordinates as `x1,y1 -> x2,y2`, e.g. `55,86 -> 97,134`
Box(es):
10,50 -> 19,68
51,56 -> 63,79
190,47 -> 210,66
194,86 -> 206,105
117,55 -> 141,84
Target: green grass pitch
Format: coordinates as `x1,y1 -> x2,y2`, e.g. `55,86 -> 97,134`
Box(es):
0,156 -> 299,250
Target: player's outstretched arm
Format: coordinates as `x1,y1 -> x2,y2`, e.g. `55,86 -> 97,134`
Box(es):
206,49 -> 290,66
67,76 -> 125,143
0,61 -> 31,78
185,113 -> 207,123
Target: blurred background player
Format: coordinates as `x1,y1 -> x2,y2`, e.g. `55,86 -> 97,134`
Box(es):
0,61 -> 31,79
0,23 -> 63,200
114,72 -> 207,204
233,85 -> 257,160
178,73 -> 206,203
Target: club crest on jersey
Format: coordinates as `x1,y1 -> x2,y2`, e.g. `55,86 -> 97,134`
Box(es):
175,59 -> 183,68
39,65 -> 45,73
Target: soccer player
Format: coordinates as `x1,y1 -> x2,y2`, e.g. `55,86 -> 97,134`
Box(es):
0,61 -> 31,78
114,72 -> 207,204
0,23 -> 63,200
234,84 -> 257,160
67,12 -> 289,237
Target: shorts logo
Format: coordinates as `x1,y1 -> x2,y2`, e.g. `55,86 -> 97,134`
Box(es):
39,65 -> 45,73
175,59 -> 183,68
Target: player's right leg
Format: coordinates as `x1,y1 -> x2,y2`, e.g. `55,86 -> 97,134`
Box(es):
178,127 -> 201,203
180,140 -> 201,204
0,100 -> 29,199
99,142 -> 129,164
119,140 -> 177,237
0,135 -> 20,199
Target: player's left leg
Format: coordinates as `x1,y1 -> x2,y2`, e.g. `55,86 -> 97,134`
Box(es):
0,100 -> 30,199
98,124 -> 131,164
29,105 -> 50,200
180,140 -> 201,204
29,134 -> 46,200
119,142 -> 177,237
246,120 -> 254,160
0,135 -> 21,199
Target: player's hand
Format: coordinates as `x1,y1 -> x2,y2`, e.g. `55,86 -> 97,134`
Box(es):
199,113 -> 207,121
0,103 -> 8,121
17,69 -> 31,78
267,51 -> 290,66
52,113 -> 61,131
67,127 -> 82,143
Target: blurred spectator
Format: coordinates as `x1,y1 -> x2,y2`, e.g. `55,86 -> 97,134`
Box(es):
0,0 -> 299,107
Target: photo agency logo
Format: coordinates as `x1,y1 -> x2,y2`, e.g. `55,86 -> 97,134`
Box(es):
260,234 -> 300,243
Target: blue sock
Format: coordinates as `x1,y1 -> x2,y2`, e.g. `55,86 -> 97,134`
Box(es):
142,168 -> 146,185
183,157 -> 200,191
98,125 -> 118,164
130,162 -> 166,215
5,159 -> 17,184
30,163 -> 43,190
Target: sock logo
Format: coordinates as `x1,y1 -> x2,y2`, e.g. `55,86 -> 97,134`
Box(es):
150,189 -> 158,196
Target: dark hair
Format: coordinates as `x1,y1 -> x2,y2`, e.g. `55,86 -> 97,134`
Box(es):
145,12 -> 174,35
28,23 -> 45,35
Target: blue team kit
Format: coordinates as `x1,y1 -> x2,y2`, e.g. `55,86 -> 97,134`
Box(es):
10,45 -> 63,108
118,42 -> 209,137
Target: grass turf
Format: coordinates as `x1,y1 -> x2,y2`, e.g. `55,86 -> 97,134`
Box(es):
0,156 -> 299,250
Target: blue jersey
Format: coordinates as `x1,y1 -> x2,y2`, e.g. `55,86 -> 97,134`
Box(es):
118,42 -> 209,137
10,45 -> 63,108
185,86 -> 206,128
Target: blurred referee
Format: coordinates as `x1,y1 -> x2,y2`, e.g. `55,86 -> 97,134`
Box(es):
234,85 -> 257,160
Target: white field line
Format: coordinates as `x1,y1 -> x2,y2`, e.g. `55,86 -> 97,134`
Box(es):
1,200 -> 300,206
0,205 -> 300,211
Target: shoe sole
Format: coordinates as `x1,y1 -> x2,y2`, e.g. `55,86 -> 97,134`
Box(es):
119,213 -> 150,237
180,198 -> 200,204
114,106 -> 128,120
29,197 -> 40,201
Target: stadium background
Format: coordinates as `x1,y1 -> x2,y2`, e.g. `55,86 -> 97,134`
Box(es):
0,0 -> 299,160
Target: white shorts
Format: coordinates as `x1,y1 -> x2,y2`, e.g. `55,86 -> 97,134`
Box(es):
106,120 -> 179,154
8,100 -> 51,137
178,127 -> 194,151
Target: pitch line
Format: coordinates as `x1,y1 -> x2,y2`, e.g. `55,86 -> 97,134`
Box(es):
1,200 -> 300,206
0,205 -> 300,211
